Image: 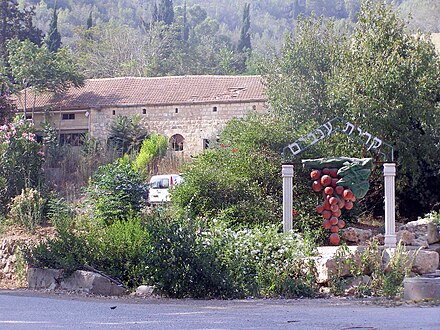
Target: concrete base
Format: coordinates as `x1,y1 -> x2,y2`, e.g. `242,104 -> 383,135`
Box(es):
403,275 -> 440,301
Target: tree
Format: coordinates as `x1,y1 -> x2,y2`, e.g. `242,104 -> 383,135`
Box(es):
107,115 -> 149,156
86,10 -> 93,30
236,3 -> 252,72
264,0 -> 440,218
332,0 -> 440,217
45,1 -> 62,53
7,38 -> 84,116
0,0 -> 42,61
157,0 -> 174,26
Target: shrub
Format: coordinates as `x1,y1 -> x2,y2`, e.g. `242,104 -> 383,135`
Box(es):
107,115 -> 148,156
0,116 -> 45,212
85,217 -> 151,288
85,157 -> 147,225
8,188 -> 45,232
134,133 -> 168,178
143,212 -> 317,298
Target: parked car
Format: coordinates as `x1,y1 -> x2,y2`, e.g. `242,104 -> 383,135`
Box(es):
147,174 -> 183,204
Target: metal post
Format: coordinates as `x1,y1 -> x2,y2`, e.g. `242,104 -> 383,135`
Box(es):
384,163 -> 397,247
282,164 -> 294,233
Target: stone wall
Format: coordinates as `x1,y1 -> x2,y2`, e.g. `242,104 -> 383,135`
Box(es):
0,238 -> 27,288
89,101 -> 267,157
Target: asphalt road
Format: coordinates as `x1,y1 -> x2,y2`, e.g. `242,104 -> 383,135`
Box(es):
0,290 -> 439,329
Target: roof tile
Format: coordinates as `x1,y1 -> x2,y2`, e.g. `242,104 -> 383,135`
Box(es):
13,75 -> 266,110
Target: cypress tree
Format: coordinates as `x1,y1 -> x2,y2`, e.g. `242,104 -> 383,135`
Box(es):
237,3 -> 251,54
157,0 -> 174,26
86,10 -> 93,30
45,1 -> 61,52
182,0 -> 189,42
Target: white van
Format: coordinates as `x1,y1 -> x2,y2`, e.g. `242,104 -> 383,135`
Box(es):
148,174 -> 183,204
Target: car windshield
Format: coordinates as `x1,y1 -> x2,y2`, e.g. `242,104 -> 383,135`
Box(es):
150,178 -> 169,189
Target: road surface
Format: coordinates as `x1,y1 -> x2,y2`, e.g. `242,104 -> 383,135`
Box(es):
0,290 -> 439,329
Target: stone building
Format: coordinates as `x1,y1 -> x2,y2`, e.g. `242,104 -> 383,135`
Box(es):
13,75 -> 267,156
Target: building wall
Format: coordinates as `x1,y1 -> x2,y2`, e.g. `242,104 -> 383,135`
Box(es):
89,101 -> 267,156
30,110 -> 89,134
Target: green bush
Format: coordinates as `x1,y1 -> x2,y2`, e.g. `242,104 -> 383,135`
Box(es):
143,212 -> 317,298
8,188 -> 45,232
85,157 -> 147,225
0,116 -> 45,212
134,133 -> 168,178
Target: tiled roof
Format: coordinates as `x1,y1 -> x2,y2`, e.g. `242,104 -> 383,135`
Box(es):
13,75 -> 266,111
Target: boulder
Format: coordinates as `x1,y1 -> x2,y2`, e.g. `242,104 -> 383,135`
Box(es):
342,227 -> 372,244
399,218 -> 440,245
27,268 -> 64,290
61,270 -> 126,296
133,285 -> 154,296
382,249 -> 439,275
411,250 -> 439,275
397,230 -> 415,245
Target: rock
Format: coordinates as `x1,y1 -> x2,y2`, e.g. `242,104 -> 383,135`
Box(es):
372,234 -> 384,245
404,276 -> 440,301
399,218 -> 440,245
313,256 -> 351,284
342,227 -> 372,244
382,249 -> 439,275
61,270 -> 126,296
411,250 -> 439,275
427,243 -> 440,261
134,285 -> 154,296
397,230 -> 415,245
27,268 -> 64,290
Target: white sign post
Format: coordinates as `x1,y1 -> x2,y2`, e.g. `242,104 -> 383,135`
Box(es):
282,164 -> 294,233
383,163 -> 397,247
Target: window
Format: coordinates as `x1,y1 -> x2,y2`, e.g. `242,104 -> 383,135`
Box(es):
112,110 -> 116,115
142,108 -> 147,114
62,113 -> 75,120
25,114 -> 32,120
150,178 -> 170,189
213,106 -> 218,112
175,108 -> 179,114
203,139 -> 210,149
170,134 -> 184,151
252,105 -> 257,111
59,132 -> 86,146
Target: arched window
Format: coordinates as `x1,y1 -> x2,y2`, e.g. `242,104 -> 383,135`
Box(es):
170,134 -> 184,151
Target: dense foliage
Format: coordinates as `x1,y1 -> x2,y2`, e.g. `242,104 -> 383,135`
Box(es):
0,116 -> 44,213
84,157 -> 147,225
264,0 -> 440,219
26,212 -> 317,298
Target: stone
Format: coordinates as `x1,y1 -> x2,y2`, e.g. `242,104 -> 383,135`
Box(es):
399,218 -> 440,245
134,285 -> 154,296
411,250 -> 439,275
342,227 -> 372,244
61,270 -> 126,296
372,234 -> 385,245
27,268 -> 64,290
404,276 -> 440,301
313,256 -> 351,284
427,243 -> 440,261
397,230 -> 415,245
382,249 -> 439,275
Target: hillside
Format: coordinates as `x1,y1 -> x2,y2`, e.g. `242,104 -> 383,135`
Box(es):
28,0 -> 440,53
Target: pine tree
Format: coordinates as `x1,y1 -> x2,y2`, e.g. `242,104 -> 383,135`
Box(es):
0,0 -> 42,60
45,1 -> 62,52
